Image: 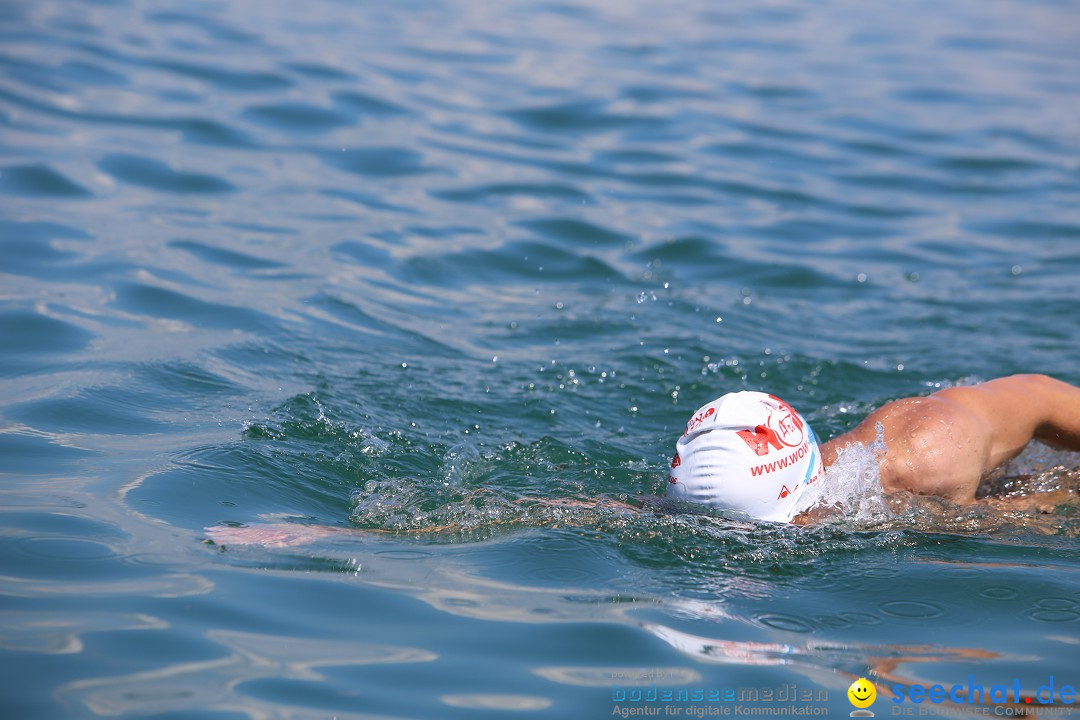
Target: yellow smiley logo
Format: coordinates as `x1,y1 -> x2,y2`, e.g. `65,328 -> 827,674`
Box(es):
848,678 -> 876,708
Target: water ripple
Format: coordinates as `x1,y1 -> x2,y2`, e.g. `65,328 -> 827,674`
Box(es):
0,308 -> 94,357
0,163 -> 92,197
242,102 -> 351,134
144,10 -> 263,46
505,99 -> 669,135
169,239 -> 287,273
111,282 -> 273,331
320,146 -> 432,178
3,0 -> 1080,715
517,217 -> 629,248
399,240 -> 625,288
432,181 -> 590,205
98,154 -> 235,194
331,90 -> 411,117
150,58 -> 291,92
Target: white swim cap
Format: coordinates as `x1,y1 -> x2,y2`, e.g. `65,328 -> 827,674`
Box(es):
667,391 -> 824,522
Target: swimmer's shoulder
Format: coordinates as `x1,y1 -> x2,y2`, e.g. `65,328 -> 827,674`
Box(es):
823,394 -> 987,501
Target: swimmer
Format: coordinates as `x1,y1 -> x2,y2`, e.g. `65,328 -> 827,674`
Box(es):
206,374 -> 1080,546
669,374 -> 1080,523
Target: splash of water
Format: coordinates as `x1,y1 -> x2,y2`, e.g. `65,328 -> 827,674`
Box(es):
796,422 -> 894,525
795,426 -> 1080,535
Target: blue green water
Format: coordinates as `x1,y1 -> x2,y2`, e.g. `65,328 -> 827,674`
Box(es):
2,0 -> 1079,717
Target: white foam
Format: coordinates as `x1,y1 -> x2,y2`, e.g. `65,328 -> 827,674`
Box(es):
796,422 -> 894,524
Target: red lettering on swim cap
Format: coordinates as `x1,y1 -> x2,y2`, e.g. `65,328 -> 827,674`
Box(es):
777,484 -> 798,500
668,475 -> 678,485
671,454 -> 681,469
765,396 -> 805,448
736,424 -> 784,456
749,441 -> 808,476
768,396 -> 804,430
684,406 -> 716,436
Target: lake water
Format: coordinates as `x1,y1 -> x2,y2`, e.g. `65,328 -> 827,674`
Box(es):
2,0 -> 1079,717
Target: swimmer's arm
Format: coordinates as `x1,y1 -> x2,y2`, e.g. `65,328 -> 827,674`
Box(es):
1027,375 -> 1080,451
203,521 -> 457,548
204,523 -> 356,548
204,497 -> 642,548
821,374 -> 1080,501
935,374 -> 1080,459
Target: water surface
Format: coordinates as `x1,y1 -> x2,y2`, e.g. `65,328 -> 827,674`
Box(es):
2,0 -> 1079,717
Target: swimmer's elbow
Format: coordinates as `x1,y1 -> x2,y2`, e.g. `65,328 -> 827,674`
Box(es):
1000,373 -> 1065,398
1004,374 -> 1080,449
